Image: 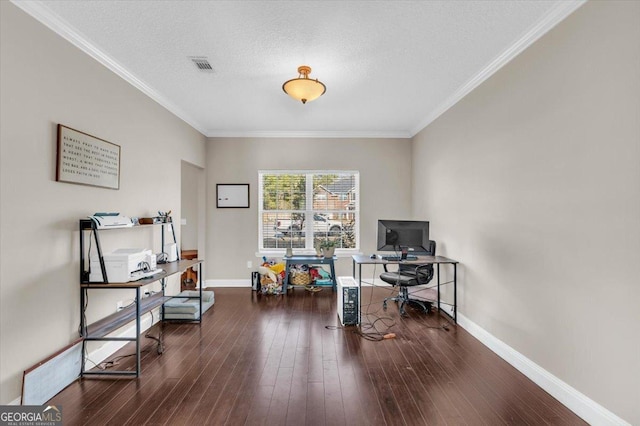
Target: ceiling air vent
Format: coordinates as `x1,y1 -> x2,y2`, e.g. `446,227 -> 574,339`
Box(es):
189,57 -> 214,73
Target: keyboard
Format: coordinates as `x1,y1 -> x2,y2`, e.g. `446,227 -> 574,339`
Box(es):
380,255 -> 418,261
130,268 -> 164,281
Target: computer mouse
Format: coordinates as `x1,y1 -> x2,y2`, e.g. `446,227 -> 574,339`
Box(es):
370,254 -> 377,259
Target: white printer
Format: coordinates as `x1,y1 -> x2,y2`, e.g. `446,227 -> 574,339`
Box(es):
89,248 -> 155,283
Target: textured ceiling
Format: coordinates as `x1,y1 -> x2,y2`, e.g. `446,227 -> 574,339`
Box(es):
15,1 -> 584,137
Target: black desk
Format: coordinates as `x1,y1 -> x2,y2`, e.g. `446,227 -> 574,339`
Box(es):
352,254 -> 459,323
283,255 -> 337,292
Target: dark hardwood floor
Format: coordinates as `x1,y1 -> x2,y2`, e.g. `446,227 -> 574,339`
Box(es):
49,287 -> 586,425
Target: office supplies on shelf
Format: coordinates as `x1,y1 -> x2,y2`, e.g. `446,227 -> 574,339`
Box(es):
157,211 -> 172,223
163,243 -> 178,262
89,213 -> 133,229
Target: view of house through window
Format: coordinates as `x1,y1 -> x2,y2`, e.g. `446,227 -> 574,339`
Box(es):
259,171 -> 359,252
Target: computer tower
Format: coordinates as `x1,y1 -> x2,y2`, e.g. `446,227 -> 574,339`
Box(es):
337,276 -> 360,326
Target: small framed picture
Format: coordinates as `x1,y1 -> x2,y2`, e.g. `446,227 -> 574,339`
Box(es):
216,184 -> 250,208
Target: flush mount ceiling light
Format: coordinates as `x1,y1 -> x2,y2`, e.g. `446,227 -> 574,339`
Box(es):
282,65 -> 326,104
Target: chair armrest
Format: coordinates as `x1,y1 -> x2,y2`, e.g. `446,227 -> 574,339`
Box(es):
415,264 -> 433,273
383,264 -> 402,273
414,263 -> 434,283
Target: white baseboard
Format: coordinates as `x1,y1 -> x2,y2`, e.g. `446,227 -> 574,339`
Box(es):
203,278 -> 445,290
203,278 -> 393,288
457,313 -> 630,426
205,279 -> 251,288
12,309 -> 161,405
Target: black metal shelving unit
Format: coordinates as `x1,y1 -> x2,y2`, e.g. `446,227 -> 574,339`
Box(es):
78,218 -> 203,377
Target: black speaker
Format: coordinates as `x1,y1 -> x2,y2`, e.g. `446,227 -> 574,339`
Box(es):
251,271 -> 261,291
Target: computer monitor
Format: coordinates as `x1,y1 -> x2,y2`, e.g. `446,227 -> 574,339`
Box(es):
377,220 -> 430,253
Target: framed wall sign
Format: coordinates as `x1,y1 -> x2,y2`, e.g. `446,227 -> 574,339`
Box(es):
56,124 -> 121,190
216,184 -> 250,208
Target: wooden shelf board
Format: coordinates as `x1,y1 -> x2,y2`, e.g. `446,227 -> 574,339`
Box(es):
85,293 -> 171,338
81,259 -> 202,287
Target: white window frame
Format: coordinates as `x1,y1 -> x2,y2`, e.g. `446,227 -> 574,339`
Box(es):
258,170 -> 360,256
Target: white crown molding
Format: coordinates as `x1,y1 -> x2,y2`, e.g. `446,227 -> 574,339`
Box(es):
457,312 -> 630,426
205,130 -> 412,139
10,0 -> 208,136
410,0 -> 587,137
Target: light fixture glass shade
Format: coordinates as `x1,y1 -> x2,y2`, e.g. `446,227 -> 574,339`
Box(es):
282,65 -> 326,104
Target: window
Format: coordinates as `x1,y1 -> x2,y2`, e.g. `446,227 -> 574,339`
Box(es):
259,171 -> 359,253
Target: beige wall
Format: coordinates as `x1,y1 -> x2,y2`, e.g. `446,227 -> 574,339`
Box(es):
180,161 -> 203,252
411,1 -> 640,423
205,137 -> 413,280
0,2 -> 206,403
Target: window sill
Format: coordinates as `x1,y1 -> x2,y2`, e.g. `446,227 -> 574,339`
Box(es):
256,250 -> 361,259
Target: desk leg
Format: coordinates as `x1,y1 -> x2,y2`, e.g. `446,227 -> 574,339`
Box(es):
135,287 -> 141,377
199,263 -> 203,322
283,260 -> 290,293
330,260 -> 337,292
358,263 -> 362,325
453,263 -> 457,323
80,288 -> 86,377
437,264 -> 441,315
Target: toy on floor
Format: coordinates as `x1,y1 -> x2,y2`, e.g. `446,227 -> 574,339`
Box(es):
258,260 -> 286,295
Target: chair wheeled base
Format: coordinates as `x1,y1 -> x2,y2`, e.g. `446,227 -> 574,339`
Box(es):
383,286 -> 432,316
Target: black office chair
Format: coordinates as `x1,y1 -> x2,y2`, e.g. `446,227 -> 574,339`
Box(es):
380,240 -> 436,316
